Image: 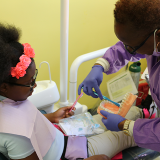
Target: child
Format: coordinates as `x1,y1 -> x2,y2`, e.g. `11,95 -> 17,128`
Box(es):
0,23 -> 137,160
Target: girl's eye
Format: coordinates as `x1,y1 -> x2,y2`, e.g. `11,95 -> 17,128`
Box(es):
26,80 -> 32,85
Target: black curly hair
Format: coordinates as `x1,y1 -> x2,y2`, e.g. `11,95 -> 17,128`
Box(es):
0,23 -> 33,85
114,0 -> 160,32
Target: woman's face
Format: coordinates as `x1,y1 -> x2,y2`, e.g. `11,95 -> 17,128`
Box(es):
114,20 -> 155,55
1,61 -> 37,101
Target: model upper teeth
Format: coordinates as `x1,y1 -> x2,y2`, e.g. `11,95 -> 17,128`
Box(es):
117,93 -> 130,114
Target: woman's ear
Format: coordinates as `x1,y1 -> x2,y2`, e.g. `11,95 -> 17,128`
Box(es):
155,30 -> 160,51
156,29 -> 160,39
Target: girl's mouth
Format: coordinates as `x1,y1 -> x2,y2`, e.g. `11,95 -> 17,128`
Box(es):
29,90 -> 33,96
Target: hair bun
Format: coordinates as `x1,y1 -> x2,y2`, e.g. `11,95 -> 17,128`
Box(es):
0,23 -> 21,43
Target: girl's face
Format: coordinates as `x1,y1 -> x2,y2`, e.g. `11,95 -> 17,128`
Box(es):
2,61 -> 37,101
114,20 -> 155,55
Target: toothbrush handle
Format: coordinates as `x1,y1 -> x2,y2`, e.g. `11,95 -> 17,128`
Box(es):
69,103 -> 76,113
81,87 -> 120,107
102,96 -> 120,107
93,91 -> 120,107
69,93 -> 83,112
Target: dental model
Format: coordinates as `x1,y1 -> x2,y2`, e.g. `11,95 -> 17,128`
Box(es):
97,92 -> 137,119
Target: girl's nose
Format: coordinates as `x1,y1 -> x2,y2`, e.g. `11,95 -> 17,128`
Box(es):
34,82 -> 37,88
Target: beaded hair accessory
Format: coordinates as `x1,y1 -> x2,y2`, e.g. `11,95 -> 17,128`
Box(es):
11,43 -> 35,79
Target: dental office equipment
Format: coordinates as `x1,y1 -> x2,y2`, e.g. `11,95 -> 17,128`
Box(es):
39,61 -> 52,83
28,61 -> 60,113
69,92 -> 83,112
97,92 -> 137,119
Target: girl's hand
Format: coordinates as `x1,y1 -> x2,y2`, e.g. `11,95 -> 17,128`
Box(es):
53,106 -> 75,123
44,106 -> 76,123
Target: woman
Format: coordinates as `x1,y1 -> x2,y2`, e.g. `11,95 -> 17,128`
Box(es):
78,0 -> 160,152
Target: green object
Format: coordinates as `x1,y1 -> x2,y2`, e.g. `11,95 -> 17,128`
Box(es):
129,61 -> 141,72
129,61 -> 141,91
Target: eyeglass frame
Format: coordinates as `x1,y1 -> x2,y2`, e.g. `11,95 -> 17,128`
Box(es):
123,30 -> 155,55
5,69 -> 38,91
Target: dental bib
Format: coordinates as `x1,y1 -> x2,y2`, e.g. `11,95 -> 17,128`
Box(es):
0,98 -> 56,160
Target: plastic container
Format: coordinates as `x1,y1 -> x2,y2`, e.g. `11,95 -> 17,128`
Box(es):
129,61 -> 141,89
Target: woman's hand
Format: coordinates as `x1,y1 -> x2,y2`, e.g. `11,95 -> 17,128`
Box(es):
78,65 -> 104,100
84,155 -> 111,160
44,106 -> 76,123
100,110 -> 126,131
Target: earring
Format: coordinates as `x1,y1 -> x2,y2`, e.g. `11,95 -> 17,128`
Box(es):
156,42 -> 160,52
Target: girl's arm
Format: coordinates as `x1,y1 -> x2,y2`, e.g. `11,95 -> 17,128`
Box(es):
43,106 -> 75,123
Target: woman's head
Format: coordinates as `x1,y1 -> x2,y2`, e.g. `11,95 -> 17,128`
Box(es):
114,0 -> 160,55
0,23 -> 37,101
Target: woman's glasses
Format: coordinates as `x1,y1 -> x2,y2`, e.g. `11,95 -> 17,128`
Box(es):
123,31 -> 154,55
6,69 -> 38,91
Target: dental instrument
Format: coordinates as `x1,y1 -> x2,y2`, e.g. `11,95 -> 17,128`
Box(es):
97,92 -> 137,119
81,87 -> 120,107
69,92 -> 83,112
93,90 -> 120,107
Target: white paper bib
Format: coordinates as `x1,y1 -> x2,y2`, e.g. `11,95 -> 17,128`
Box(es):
0,98 -> 56,160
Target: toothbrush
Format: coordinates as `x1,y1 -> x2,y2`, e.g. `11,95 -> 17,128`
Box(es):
69,92 -> 83,112
81,87 -> 120,107
93,91 -> 120,107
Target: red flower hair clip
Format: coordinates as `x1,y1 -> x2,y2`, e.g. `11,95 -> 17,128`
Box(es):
11,43 -> 35,79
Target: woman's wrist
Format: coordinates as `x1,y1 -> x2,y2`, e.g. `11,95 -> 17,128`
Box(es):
94,63 -> 103,66
95,58 -> 110,72
118,119 -> 127,130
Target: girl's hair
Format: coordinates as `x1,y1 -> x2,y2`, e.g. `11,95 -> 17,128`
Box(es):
114,0 -> 160,32
0,23 -> 29,85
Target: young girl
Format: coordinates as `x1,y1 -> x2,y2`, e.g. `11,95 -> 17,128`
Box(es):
0,23 -> 138,160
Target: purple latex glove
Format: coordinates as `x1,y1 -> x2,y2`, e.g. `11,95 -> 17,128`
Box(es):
100,110 -> 126,131
78,65 -> 104,100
